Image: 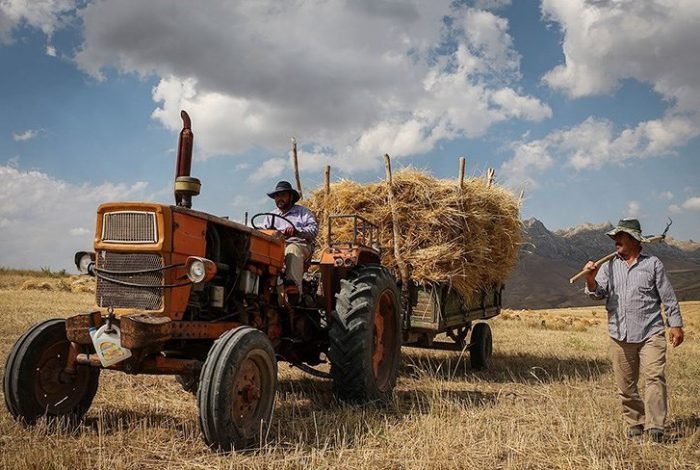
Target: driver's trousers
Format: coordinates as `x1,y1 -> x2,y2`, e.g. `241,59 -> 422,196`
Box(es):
285,242 -> 313,292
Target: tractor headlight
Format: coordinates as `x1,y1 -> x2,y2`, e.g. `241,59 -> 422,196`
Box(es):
74,251 -> 95,275
185,256 -> 217,283
188,260 -> 206,282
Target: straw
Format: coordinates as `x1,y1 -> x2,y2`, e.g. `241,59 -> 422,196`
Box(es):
305,168 -> 522,303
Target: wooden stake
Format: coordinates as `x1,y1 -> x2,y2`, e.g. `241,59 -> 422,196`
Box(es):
486,168 -> 495,188
384,154 -> 410,295
458,156 -> 465,190
291,137 -> 303,199
324,165 -> 331,246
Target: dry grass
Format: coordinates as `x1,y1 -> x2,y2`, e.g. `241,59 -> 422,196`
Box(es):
1,273 -> 699,469
305,169 -> 522,304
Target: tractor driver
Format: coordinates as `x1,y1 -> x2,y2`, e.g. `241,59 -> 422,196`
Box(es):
263,181 -> 318,299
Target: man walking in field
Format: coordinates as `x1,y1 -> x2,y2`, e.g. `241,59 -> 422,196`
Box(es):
583,218 -> 684,442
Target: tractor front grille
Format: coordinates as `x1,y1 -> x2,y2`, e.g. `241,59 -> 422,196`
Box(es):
96,252 -> 163,310
102,211 -> 158,244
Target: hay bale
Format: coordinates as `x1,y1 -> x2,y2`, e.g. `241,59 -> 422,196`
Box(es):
20,279 -> 54,291
305,168 -> 521,303
70,276 -> 96,294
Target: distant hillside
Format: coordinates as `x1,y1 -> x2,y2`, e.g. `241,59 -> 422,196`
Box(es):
503,219 -> 700,309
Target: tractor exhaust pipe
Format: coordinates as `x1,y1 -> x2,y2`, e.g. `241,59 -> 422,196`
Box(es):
174,110 -> 201,208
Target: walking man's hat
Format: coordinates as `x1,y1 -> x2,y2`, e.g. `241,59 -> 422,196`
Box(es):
606,218 -> 646,242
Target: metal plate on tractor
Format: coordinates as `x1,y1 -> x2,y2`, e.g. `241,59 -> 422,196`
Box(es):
96,252 -> 164,310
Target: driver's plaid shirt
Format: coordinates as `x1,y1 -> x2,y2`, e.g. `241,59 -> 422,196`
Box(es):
263,204 -> 318,245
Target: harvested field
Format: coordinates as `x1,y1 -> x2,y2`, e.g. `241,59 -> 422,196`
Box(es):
305,169 -> 521,304
1,271 -> 698,469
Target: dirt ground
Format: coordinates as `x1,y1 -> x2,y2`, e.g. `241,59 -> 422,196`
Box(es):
1,272 -> 698,469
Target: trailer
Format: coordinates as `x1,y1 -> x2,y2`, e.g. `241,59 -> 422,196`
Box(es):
325,213 -> 502,370
403,282 -> 501,369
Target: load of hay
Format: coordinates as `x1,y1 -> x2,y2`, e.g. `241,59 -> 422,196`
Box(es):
305,168 -> 521,304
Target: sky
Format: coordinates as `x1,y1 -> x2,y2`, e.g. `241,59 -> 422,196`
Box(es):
1,0 -> 699,271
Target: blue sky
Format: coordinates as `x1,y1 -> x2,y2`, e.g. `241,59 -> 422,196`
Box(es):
1,0 -> 699,270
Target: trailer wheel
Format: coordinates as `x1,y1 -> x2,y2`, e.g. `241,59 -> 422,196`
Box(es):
3,319 -> 100,425
329,265 -> 401,404
197,326 -> 277,452
470,322 -> 493,370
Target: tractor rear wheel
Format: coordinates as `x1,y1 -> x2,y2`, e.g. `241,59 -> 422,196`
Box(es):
329,265 -> 401,404
4,319 -> 100,425
197,326 -> 277,452
470,322 -> 493,370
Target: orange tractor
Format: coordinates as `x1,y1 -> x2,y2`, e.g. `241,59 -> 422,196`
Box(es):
4,112 -> 502,451
3,112 -> 403,451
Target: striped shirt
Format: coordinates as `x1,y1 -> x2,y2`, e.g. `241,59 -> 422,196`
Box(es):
263,204 -> 318,245
585,253 -> 683,342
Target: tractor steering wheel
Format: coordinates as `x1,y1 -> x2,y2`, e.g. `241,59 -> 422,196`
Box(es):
250,212 -> 297,236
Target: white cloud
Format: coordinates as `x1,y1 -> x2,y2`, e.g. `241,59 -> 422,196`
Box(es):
0,0 -> 77,43
541,0 -> 700,111
501,115 -> 699,187
12,129 -> 38,141
490,88 -> 552,121
249,158 -> 287,183
626,200 -> 641,218
75,1 -> 549,171
665,196 -> 700,215
501,139 -> 554,189
0,165 -> 151,270
658,191 -> 674,201
69,227 -> 89,236
473,0 -> 512,10
681,196 -> 700,211
532,0 -> 700,190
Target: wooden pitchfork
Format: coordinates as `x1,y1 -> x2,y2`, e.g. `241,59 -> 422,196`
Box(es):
569,218 -> 672,284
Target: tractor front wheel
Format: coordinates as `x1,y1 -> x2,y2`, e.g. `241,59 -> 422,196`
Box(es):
197,326 -> 277,452
3,319 -> 100,425
329,265 -> 402,404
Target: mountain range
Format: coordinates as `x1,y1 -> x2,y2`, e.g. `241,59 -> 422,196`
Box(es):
502,219 -> 700,309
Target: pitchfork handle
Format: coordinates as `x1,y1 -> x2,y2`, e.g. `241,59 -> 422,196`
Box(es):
569,253 -> 617,284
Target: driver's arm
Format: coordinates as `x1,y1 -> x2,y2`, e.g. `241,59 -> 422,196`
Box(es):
294,208 -> 318,242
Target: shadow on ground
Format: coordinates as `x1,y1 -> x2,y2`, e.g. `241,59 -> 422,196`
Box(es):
665,413 -> 700,443
401,348 -> 611,384
82,407 -> 195,436
269,375 -> 500,450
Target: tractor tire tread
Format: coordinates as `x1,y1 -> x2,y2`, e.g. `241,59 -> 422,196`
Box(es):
197,326 -> 277,452
4,319 -> 99,424
328,264 -> 401,404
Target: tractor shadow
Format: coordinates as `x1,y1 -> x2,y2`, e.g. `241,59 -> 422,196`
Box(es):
81,407 -> 194,437
400,348 -> 611,384
270,375 -> 499,450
